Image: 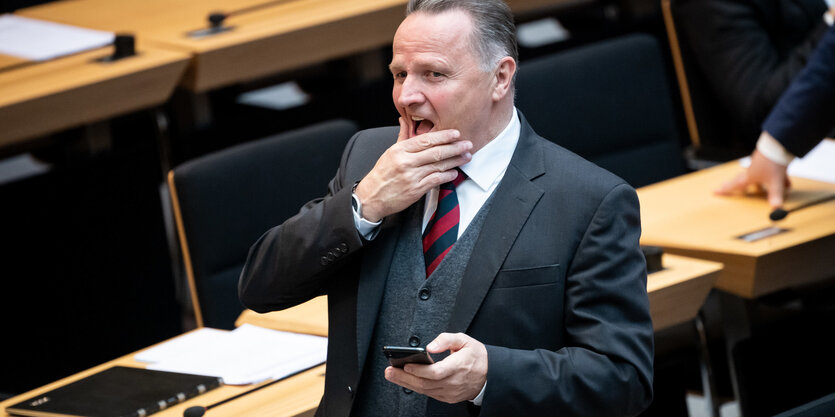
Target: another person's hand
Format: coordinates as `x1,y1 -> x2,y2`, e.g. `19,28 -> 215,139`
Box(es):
355,117 -> 472,222
715,149 -> 791,208
384,332 -> 488,404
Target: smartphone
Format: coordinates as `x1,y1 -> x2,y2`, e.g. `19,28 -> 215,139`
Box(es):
382,346 -> 435,368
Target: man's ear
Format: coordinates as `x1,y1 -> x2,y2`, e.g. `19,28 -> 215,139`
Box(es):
492,57 -> 516,101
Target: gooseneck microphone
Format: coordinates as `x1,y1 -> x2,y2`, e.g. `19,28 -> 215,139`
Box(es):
770,193 -> 835,221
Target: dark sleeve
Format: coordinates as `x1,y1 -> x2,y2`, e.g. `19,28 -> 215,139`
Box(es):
238,132 -> 367,312
764,25 -> 835,157
480,184 -> 654,417
679,0 -> 829,133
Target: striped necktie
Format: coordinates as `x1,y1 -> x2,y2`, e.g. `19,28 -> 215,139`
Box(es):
422,169 -> 467,277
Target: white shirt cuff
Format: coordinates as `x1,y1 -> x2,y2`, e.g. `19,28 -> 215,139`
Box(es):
352,199 -> 382,240
756,131 -> 795,166
824,11 -> 834,26
470,381 -> 486,406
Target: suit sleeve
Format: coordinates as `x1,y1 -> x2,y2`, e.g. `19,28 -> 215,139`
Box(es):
763,25 -> 835,157
238,131 -> 367,312
480,184 -> 654,417
679,0 -> 829,136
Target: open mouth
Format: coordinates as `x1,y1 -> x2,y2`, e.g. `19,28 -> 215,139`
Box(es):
412,117 -> 435,136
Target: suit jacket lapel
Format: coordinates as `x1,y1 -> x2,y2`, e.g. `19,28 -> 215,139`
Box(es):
447,115 -> 546,333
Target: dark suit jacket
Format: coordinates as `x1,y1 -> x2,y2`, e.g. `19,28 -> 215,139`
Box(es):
763,25 -> 835,156
239,114 -> 654,416
677,0 -> 829,142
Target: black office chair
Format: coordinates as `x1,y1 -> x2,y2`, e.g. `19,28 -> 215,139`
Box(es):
167,119 -> 358,329
661,0 -> 758,162
515,32 -> 688,188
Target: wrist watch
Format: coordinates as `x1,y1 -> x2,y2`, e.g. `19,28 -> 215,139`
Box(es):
351,181 -> 363,218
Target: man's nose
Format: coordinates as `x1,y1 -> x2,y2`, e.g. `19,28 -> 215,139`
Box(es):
397,77 -> 424,107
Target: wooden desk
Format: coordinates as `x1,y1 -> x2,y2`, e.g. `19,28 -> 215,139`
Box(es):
0,43 -> 188,151
237,295 -> 328,336
0,330 -> 325,417
648,254 -> 720,331
19,0 -> 581,92
0,54 -> 29,72
639,161 -> 835,298
235,255 -> 721,335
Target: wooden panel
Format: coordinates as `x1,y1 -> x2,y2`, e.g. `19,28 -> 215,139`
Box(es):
639,158 -> 835,298
0,329 -> 325,417
648,254 -> 720,331
0,44 -> 189,148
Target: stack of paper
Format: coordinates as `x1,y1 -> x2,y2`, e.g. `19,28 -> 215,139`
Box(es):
136,325 -> 327,385
0,14 -> 114,61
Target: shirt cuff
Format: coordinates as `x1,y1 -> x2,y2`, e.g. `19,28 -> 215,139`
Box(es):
756,131 -> 795,166
824,11 -> 834,26
470,381 -> 486,406
352,197 -> 382,240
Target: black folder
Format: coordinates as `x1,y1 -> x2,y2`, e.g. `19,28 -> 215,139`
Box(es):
5,366 -> 222,417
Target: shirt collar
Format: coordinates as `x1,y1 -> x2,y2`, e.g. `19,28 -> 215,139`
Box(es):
459,107 -> 521,191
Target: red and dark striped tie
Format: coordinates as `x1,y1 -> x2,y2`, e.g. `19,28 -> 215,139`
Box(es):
422,169 -> 467,277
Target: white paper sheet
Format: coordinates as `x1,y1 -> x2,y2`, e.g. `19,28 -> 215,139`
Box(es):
137,324 -> 327,385
740,139 -> 835,184
135,327 -> 231,363
0,14 -> 114,61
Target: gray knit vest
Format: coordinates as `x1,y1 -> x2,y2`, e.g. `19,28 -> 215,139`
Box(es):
352,195 -> 494,417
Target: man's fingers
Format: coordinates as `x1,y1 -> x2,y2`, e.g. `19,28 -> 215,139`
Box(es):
427,332 -> 468,354
715,172 -> 749,196
767,174 -> 786,209
400,129 -> 462,152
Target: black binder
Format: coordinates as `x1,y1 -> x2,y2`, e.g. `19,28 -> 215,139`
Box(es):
5,366 -> 222,417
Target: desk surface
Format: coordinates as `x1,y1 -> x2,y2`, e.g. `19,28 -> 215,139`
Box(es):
0,54 -> 29,71
235,254 -> 720,334
19,0 -> 580,92
0,330 -> 325,417
0,44 -> 188,151
639,161 -> 835,298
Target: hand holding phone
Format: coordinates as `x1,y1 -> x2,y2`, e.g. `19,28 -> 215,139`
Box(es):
382,346 -> 434,368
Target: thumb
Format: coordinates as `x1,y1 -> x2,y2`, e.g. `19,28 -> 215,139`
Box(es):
427,332 -> 468,354
397,117 -> 408,142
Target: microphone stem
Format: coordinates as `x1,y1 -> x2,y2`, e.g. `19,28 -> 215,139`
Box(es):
225,0 -> 300,18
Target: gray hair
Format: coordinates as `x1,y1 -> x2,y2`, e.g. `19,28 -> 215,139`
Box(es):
406,0 -> 518,73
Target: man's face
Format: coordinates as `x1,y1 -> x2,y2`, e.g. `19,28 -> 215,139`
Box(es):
390,10 -> 498,148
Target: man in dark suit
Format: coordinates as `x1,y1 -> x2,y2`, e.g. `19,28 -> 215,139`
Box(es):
717,25 -> 835,208
239,1 -> 654,415
675,0 -> 833,146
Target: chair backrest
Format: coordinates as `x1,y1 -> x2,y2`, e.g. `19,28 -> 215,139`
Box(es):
661,0 -> 753,160
515,33 -> 687,188
168,119 -> 358,329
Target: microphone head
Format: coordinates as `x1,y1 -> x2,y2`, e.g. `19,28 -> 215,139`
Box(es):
769,208 -> 788,221
208,12 -> 226,28
183,406 -> 206,417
